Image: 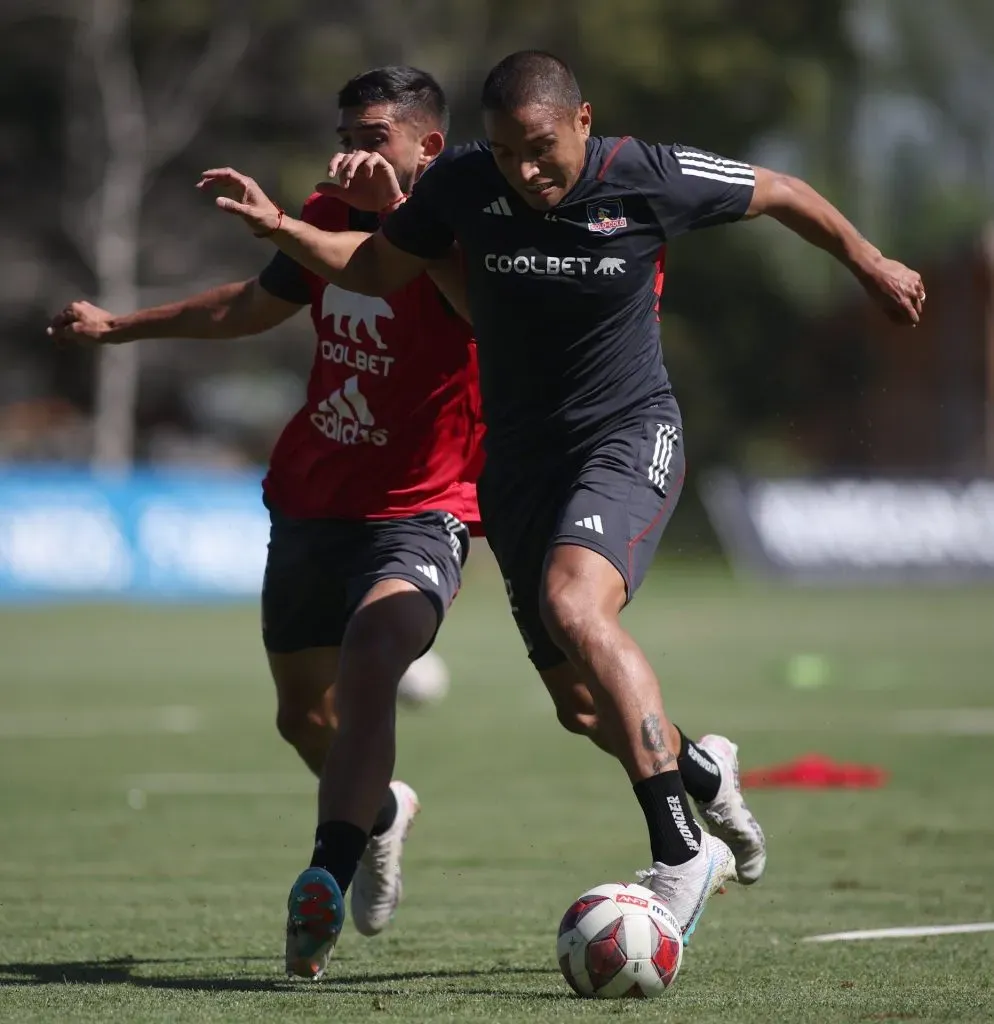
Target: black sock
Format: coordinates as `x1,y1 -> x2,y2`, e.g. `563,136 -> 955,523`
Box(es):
676,728 -> 721,803
633,771 -> 703,866
370,787 -> 398,837
310,820 -> 369,894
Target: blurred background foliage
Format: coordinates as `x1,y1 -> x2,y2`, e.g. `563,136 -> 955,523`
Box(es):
1,0 -> 992,505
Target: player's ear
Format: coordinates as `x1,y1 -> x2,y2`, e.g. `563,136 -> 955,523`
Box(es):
576,102 -> 592,137
419,130 -> 445,166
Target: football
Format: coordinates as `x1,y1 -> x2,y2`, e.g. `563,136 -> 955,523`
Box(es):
397,649 -> 450,705
556,882 -> 683,998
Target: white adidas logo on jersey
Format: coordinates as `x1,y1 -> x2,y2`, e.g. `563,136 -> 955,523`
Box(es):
309,375 -> 389,447
482,196 -> 513,216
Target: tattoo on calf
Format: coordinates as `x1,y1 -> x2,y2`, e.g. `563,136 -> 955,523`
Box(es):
641,714 -> 677,773
641,714 -> 664,751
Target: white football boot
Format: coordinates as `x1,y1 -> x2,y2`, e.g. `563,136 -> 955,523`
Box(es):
637,831 -> 737,945
694,734 -> 767,885
350,780 -> 420,936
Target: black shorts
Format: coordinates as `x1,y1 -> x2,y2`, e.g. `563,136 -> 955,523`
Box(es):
261,507 -> 469,654
479,418 -> 685,671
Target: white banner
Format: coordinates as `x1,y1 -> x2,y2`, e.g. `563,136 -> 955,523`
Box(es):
701,473 -> 994,582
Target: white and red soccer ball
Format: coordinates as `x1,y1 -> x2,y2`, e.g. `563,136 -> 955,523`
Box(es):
557,882 -> 683,999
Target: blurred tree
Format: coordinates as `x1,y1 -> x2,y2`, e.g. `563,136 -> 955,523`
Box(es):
564,1 -> 857,476
68,0 -> 251,468
0,0 -> 936,490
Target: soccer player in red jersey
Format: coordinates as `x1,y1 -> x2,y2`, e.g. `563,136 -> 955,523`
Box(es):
47,66 -> 483,978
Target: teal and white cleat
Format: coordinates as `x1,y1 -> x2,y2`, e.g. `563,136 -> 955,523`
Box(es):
637,831 -> 737,946
285,867 -> 345,980
695,734 -> 767,885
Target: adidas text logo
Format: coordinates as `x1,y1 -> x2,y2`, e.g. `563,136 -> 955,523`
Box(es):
483,196 -> 513,216
666,795 -> 701,852
574,515 -> 604,534
415,564 -> 440,585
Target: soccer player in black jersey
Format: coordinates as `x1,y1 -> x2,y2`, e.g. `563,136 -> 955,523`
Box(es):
199,50 -> 925,948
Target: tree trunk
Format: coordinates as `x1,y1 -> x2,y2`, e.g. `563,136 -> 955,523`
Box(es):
85,0 -> 148,470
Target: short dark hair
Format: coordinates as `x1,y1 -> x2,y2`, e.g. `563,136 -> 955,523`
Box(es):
337,65 -> 450,132
481,51 -> 582,116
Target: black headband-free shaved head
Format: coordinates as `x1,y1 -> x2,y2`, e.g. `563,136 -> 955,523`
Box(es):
481,50 -> 582,117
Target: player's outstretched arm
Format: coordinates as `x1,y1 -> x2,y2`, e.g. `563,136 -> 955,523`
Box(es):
198,167 -> 427,297
746,168 -> 925,326
46,279 -> 300,346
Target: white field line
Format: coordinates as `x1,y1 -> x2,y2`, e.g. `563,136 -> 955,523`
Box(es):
0,705 -> 203,738
124,773 -> 314,796
804,922 -> 994,943
890,708 -> 994,735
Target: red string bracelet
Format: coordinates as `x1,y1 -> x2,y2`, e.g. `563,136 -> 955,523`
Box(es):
254,206 -> 285,238
378,195 -> 408,219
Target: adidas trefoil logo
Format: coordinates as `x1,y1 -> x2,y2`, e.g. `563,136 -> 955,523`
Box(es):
482,196 -> 513,216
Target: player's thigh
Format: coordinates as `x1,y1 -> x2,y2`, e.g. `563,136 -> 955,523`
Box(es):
550,420 -> 685,601
261,506 -> 351,656
478,471 -> 569,672
340,579 -> 440,687
344,512 -> 470,664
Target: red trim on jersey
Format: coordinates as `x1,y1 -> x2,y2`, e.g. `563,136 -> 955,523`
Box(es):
653,245 -> 667,321
596,136 -> 632,180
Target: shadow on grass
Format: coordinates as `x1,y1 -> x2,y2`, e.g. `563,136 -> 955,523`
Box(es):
0,955 -> 566,998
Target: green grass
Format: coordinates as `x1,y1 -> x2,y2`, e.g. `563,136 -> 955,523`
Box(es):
1,553 -> 993,1022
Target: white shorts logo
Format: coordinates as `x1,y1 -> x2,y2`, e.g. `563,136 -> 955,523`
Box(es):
648,424 -> 678,493
415,564 -> 440,586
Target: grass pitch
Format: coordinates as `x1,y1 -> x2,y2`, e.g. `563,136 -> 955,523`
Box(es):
0,555 -> 992,1022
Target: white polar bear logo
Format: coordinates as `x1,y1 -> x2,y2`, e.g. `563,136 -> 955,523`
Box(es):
594,257 -> 626,276
321,283 -> 394,349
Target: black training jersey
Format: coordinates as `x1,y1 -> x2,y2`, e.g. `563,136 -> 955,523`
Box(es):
382,136 -> 755,466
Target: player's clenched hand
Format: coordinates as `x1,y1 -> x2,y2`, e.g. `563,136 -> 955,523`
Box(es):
859,255 -> 926,327
197,168 -> 283,236
46,300 -> 116,344
316,151 -> 404,212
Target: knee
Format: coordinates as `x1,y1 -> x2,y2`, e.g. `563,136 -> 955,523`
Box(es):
539,579 -> 602,653
555,702 -> 599,737
276,696 -> 332,747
